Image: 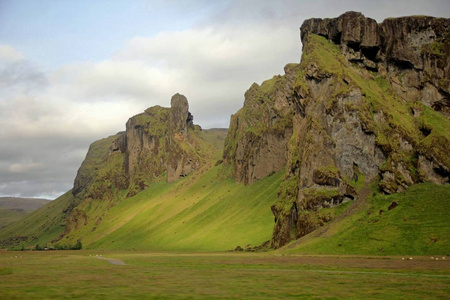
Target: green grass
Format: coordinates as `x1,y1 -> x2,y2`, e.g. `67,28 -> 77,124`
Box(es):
200,128 -> 228,154
0,251 -> 449,299
282,183 -> 450,255
0,209 -> 31,230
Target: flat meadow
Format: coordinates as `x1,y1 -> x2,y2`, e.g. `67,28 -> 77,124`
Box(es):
1,250 -> 449,299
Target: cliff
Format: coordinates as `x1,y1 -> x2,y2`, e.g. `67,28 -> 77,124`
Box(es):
0,95 -> 225,249
222,64 -> 298,184
222,12 -> 449,248
72,94 -> 207,201
301,11 -> 449,115
62,94 -> 214,235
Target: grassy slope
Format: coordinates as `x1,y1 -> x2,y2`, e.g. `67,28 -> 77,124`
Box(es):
47,127 -> 280,251
200,129 -> 228,155
0,210 -> 36,231
64,167 -> 283,251
0,192 -> 74,249
0,210 -> 30,230
281,183 -> 450,255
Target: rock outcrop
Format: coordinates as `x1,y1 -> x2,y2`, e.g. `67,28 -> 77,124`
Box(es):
222,64 -> 299,184
270,12 -> 450,248
223,12 -> 450,249
73,93 -> 205,200
301,11 -> 450,115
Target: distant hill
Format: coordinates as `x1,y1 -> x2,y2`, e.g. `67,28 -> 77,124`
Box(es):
201,128 -> 228,153
0,197 -> 50,229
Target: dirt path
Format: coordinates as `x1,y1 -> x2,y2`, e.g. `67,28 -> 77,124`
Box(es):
95,256 -> 126,265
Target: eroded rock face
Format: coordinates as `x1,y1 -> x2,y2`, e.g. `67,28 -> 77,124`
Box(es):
73,93 -> 203,199
222,64 -> 299,184
222,13 -> 449,248
124,94 -> 202,191
267,12 -> 450,248
301,11 -> 450,115
170,93 -> 193,136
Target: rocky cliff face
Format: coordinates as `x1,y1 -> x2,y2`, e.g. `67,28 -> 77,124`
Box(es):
222,64 -> 299,184
73,93 -> 205,200
301,11 -> 449,115
223,12 -> 450,249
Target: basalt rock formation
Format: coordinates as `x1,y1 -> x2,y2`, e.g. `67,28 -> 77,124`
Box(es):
301,11 -> 450,115
73,93 -> 205,201
223,12 -> 450,249
222,64 -> 299,184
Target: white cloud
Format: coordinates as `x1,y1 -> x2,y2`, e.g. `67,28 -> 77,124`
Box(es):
114,25 -> 299,126
9,163 -> 43,173
0,45 -> 25,62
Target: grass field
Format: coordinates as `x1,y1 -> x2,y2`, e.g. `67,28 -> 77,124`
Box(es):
1,251 -> 449,299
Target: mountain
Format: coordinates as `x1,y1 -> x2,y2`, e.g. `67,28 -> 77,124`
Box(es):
0,197 -> 50,229
0,12 -> 448,254
0,94 -> 281,251
223,11 -> 449,249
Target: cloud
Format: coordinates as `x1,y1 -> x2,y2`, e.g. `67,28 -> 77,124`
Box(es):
0,48 -> 141,198
8,163 -> 43,173
115,25 -> 299,126
0,45 -> 25,62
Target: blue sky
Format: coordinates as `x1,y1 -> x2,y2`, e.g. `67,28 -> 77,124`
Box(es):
0,0 -> 449,198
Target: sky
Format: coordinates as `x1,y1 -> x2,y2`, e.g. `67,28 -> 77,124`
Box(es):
0,0 -> 449,199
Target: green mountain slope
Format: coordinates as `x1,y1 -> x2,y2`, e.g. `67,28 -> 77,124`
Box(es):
64,166 -> 282,251
280,183 -> 450,255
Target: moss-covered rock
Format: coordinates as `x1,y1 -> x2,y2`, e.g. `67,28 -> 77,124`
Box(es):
269,13 -> 450,248
222,64 -> 299,184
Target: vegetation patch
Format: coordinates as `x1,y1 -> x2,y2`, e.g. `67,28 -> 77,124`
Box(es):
283,183 -> 450,255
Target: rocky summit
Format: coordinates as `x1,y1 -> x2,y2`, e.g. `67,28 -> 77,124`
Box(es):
0,12 -> 449,254
73,93 -> 204,200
